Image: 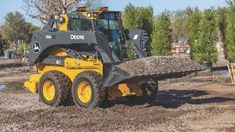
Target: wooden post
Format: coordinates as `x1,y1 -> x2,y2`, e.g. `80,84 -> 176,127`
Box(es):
228,63 -> 235,84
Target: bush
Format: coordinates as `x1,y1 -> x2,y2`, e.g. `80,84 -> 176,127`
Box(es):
16,42 -> 30,57
126,42 -> 135,58
150,12 -> 172,56
190,9 -> 218,63
224,9 -> 235,62
0,37 -> 7,54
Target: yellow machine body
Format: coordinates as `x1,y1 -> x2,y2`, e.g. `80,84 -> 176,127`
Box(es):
59,14 -> 69,31
24,7 -> 145,102
24,49 -> 143,100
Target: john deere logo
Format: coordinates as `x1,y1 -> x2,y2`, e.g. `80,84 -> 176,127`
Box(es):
33,42 -> 40,53
70,34 -> 85,40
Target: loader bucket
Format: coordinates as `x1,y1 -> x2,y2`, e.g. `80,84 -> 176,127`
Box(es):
103,56 -> 204,87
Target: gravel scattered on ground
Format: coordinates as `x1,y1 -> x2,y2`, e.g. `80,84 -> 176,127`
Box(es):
1,81 -> 235,132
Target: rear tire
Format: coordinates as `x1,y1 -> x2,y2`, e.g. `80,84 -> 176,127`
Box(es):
142,79 -> 158,102
38,71 -> 71,107
127,79 -> 158,103
72,71 -> 106,109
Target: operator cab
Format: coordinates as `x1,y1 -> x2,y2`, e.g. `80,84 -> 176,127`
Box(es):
55,7 -> 127,58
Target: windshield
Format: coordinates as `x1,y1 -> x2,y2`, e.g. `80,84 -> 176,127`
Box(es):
96,12 -> 123,57
96,12 -> 122,30
69,18 -> 92,31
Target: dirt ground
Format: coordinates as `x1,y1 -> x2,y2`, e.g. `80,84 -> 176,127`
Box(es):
0,57 -> 235,132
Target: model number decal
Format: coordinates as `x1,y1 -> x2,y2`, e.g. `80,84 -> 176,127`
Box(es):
70,34 -> 85,40
46,35 -> 52,39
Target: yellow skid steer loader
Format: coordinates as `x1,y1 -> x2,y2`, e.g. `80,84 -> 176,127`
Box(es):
24,7 -> 203,109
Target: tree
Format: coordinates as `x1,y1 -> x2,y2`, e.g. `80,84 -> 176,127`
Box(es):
0,34 -> 7,53
1,12 -> 33,51
122,4 -> 136,30
187,8 -> 202,61
224,2 -> 235,62
84,0 -> 107,9
151,12 -> 172,56
122,3 -> 154,56
122,3 -> 154,36
191,9 -> 218,63
224,15 -> 235,61
24,0 -> 106,24
216,7 -> 226,42
171,10 -> 188,43
187,7 -> 201,46
23,0 -> 81,24
0,11 -> 38,57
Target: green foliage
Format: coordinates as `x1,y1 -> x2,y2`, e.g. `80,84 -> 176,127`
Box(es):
17,42 -> 30,57
122,4 -> 136,29
2,12 -> 31,43
216,7 -> 226,41
0,11 -> 39,57
187,8 -> 201,61
191,9 -> 218,62
122,3 -> 154,56
126,41 -> 135,58
84,0 -> 106,10
0,34 -> 7,52
224,8 -> 235,61
187,7 -> 201,46
122,3 -> 154,36
150,12 -> 172,56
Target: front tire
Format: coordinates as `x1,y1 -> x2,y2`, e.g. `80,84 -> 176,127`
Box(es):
38,71 -> 71,107
72,71 -> 106,109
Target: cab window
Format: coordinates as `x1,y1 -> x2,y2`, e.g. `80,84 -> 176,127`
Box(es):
69,18 -> 92,31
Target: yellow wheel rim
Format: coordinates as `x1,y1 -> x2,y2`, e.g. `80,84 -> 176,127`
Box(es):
77,81 -> 92,104
42,80 -> 56,101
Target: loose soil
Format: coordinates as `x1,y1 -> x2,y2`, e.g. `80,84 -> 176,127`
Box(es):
0,57 -> 235,132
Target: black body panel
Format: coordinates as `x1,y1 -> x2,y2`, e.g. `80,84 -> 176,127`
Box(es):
129,29 -> 149,58
28,30 -> 120,64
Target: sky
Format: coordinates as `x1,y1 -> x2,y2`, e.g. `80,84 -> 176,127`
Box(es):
0,0 -> 228,26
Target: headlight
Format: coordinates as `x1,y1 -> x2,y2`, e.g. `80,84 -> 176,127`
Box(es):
87,13 -> 91,18
59,17 -> 65,24
93,13 -> 98,17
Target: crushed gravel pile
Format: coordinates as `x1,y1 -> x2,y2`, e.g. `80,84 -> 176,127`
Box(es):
117,56 -> 203,77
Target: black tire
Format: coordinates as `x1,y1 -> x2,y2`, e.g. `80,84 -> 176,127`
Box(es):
127,79 -> 158,103
38,71 -> 71,107
72,71 -> 106,109
142,79 -> 158,102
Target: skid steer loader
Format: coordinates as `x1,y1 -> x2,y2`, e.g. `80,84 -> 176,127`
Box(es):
24,7 -> 203,109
